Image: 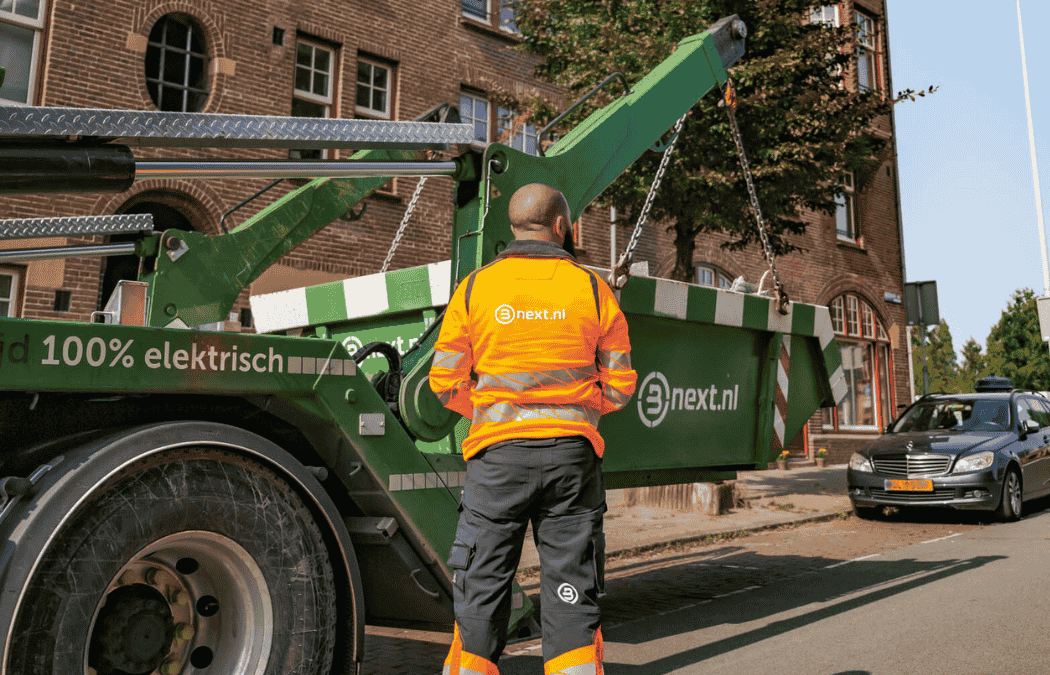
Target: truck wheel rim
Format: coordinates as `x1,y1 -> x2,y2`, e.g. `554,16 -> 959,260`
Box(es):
86,531 -> 273,675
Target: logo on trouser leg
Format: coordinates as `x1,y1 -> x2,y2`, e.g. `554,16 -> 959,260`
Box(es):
557,583 -> 579,604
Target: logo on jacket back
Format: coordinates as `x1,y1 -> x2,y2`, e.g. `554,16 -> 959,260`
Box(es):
494,304 -> 566,325
638,370 -> 741,428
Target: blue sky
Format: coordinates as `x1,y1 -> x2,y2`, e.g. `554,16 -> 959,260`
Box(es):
888,0 -> 1050,360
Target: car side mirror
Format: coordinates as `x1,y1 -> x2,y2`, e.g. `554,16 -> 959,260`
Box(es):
1023,420 -> 1040,436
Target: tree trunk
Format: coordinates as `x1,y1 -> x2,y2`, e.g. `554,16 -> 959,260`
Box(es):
670,221 -> 697,282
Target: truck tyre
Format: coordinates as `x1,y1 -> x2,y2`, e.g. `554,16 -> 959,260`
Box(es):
7,446 -> 338,675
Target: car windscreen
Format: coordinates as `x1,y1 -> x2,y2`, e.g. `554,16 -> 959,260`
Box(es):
891,399 -> 1011,433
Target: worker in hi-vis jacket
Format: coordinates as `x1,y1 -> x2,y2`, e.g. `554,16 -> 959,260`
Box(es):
430,182 -> 637,675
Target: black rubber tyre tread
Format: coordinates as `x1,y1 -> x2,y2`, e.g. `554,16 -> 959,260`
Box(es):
996,468 -> 1022,523
7,447 -> 337,675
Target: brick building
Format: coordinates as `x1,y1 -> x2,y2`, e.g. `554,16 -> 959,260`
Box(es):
0,0 -> 906,462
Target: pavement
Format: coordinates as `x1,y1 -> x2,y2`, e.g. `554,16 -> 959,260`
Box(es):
517,462 -> 851,569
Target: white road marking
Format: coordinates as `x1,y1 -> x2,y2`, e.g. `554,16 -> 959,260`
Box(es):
921,532 -> 961,544
824,553 -> 880,569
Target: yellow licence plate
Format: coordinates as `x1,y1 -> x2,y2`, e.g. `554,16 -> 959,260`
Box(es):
885,479 -> 934,492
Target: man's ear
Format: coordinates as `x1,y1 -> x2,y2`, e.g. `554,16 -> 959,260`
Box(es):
551,215 -> 566,239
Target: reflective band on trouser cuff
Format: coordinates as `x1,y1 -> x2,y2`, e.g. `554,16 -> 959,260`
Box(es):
599,350 -> 631,371
544,627 -> 603,675
476,364 -> 598,392
604,385 -> 631,410
472,402 -> 600,426
434,350 -> 466,369
444,624 -> 500,675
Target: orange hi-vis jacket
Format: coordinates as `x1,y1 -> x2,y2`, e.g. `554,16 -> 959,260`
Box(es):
429,240 -> 637,460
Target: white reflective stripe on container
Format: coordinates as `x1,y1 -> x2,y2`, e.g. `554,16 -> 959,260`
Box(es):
476,364 -> 598,392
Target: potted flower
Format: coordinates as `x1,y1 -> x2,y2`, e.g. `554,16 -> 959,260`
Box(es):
776,450 -> 790,470
815,448 -> 828,468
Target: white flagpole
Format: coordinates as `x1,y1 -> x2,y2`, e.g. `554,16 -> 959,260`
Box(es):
1017,0 -> 1050,296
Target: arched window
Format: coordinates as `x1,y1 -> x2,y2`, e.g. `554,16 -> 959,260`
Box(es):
145,14 -> 209,112
696,263 -> 732,289
824,292 -> 894,431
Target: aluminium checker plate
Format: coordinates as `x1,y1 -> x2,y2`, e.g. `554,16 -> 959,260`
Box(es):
0,213 -> 155,240
0,106 -> 475,150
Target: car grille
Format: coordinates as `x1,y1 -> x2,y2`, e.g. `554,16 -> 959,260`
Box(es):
871,454 -> 951,476
870,488 -> 957,503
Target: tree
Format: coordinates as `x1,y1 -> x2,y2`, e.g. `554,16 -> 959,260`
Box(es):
985,288 -> 1050,391
955,337 -> 986,393
505,0 -> 894,282
910,319 -> 959,395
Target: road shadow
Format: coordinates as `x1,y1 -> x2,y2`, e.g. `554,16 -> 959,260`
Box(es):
497,551 -> 1004,675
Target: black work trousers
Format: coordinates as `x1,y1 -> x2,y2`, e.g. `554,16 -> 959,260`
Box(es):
447,436 -> 606,665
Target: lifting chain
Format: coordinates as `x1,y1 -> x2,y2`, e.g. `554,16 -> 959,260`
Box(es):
721,79 -> 789,315
381,152 -> 435,274
608,111 -> 688,290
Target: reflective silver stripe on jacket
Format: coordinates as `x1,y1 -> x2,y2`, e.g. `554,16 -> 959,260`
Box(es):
604,385 -> 632,410
472,402 -> 601,426
599,349 -> 631,371
433,350 -> 466,369
475,364 -> 598,392
435,389 -> 453,405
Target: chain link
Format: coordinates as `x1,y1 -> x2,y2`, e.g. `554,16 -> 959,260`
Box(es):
609,112 -> 689,290
380,176 -> 428,273
722,79 -> 789,313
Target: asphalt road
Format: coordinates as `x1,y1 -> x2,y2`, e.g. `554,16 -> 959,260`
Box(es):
365,499 -> 1050,674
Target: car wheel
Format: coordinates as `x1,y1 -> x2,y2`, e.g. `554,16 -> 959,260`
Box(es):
996,468 -> 1023,522
854,505 -> 882,520
7,447 -> 338,675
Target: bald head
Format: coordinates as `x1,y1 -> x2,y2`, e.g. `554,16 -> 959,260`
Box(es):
507,183 -> 572,241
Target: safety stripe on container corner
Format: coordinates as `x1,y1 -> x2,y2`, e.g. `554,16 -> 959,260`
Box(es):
771,334 -> 791,452
249,259 -> 452,333
389,471 -> 467,491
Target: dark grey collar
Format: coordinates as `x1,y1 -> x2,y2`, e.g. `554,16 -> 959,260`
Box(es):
495,239 -> 575,261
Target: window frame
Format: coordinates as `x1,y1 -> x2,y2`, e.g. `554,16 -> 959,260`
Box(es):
855,10 -> 881,94
808,5 -> 840,27
835,171 -> 857,242
496,106 -> 539,156
696,263 -> 733,289
0,265 -> 23,318
0,0 -> 46,105
291,37 -> 337,161
823,292 -> 893,432
459,91 -> 490,145
355,55 -> 393,120
145,13 -> 211,113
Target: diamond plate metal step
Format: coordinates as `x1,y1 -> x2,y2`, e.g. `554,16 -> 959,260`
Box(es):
0,213 -> 154,240
0,106 -> 474,150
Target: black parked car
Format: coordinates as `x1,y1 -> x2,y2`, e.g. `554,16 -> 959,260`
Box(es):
847,378 -> 1050,521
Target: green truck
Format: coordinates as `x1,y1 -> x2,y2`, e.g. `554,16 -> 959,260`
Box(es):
0,16 -> 843,675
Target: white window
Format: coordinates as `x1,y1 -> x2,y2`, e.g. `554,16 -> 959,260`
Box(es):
809,5 -> 839,27
835,172 -> 856,242
497,107 -> 539,155
499,0 -> 520,33
0,0 -> 45,105
696,264 -> 732,289
855,12 -> 878,92
823,293 -> 892,431
356,58 -> 392,119
0,268 -> 20,317
462,0 -> 520,32
460,92 -> 489,144
292,39 -> 334,160
462,0 -> 487,21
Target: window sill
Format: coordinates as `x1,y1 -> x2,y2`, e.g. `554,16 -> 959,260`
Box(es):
836,237 -> 867,253
458,16 -> 523,43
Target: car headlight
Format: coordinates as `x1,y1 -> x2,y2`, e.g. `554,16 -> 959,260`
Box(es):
953,451 -> 994,473
849,452 -> 872,473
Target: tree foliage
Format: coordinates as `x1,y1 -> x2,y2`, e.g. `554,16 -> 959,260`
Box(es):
504,0 -> 893,281
985,288 -> 1050,392
910,320 -> 959,395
